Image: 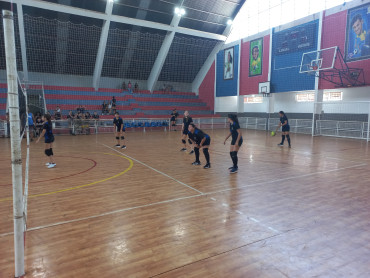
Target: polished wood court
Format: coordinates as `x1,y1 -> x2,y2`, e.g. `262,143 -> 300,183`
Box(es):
1,129 -> 370,277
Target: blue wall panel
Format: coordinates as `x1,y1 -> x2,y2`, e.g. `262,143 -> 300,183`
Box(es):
216,44 -> 239,97
271,20 -> 318,93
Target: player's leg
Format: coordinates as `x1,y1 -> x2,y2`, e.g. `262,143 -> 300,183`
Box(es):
192,146 -> 201,165
229,140 -> 242,173
285,131 -> 291,148
48,142 -> 55,167
203,146 -> 210,169
188,136 -> 194,154
278,131 -> 285,146
180,133 -> 187,151
121,132 -> 126,149
115,129 -> 120,147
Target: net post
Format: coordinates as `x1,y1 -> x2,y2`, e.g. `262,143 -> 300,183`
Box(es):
3,9 -> 25,278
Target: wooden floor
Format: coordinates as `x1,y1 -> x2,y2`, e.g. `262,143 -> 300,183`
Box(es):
1,129 -> 370,278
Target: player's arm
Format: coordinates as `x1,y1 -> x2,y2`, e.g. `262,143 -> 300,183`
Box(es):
36,129 -> 46,143
199,137 -> 206,148
224,132 -> 232,144
235,129 -> 242,145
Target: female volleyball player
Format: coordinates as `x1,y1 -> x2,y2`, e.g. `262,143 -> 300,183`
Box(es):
170,109 -> 179,131
188,123 -> 211,168
113,112 -> 126,149
180,110 -> 194,154
276,111 -> 291,148
36,114 -> 56,168
224,114 -> 243,173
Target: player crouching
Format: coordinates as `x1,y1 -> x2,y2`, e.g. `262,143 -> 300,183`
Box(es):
188,123 -> 211,169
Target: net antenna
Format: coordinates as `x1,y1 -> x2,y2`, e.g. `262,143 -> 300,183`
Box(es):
3,9 -> 25,277
300,46 -> 367,87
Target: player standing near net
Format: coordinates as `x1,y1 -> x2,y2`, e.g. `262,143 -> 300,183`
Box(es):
276,111 -> 291,148
170,108 -> 179,131
27,108 -> 35,141
36,114 -> 56,168
188,123 -> 211,168
224,114 -> 243,174
180,110 -> 194,154
113,112 -> 126,149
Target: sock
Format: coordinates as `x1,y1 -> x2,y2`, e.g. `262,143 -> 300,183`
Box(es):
230,152 -> 233,162
203,148 -> 210,164
286,135 -> 291,145
194,147 -> 200,162
232,151 -> 238,168
281,135 -> 286,144
50,148 -> 53,156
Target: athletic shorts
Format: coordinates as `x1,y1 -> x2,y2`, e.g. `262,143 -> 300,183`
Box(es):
231,136 -> 243,147
282,125 -> 290,132
45,135 -> 54,144
170,117 -> 176,122
203,137 -> 211,146
183,129 -> 189,135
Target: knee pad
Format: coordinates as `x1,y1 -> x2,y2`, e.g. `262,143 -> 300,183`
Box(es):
188,139 -> 192,144
45,149 -> 51,156
182,139 -> 186,144
50,148 -> 53,156
121,136 -> 125,140
116,136 -> 119,140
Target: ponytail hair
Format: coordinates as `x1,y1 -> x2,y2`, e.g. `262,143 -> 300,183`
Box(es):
44,114 -> 52,125
228,113 -> 239,124
279,111 -> 285,116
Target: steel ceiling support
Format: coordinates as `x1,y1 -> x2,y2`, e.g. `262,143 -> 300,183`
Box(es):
92,0 -> 114,91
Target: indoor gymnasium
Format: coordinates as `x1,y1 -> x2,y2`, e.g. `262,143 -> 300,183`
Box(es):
1,0 -> 370,277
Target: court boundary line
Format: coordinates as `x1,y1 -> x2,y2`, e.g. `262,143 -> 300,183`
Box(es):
102,143 -> 204,194
0,161 -> 365,238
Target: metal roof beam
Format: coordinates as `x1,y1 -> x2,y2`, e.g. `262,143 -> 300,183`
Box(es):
3,0 -> 226,41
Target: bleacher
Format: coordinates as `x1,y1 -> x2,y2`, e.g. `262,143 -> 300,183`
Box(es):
0,84 -> 214,119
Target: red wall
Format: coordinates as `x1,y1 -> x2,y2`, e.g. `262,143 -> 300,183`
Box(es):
239,35 -> 270,95
320,10 -> 370,89
198,61 -> 215,110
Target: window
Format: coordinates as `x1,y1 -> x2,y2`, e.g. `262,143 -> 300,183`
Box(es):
296,93 -> 315,102
323,91 -> 343,101
244,96 -> 264,103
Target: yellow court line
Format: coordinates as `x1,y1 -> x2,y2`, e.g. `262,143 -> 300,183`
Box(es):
0,153 -> 133,202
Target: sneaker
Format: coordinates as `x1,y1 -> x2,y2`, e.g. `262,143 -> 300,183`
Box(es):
229,167 -> 238,174
48,163 -> 56,169
204,163 -> 211,169
189,150 -> 194,155
180,148 -> 187,152
277,143 -> 284,147
45,162 -> 50,166
121,145 -> 127,149
288,145 -> 291,148
228,166 -> 237,170
115,144 -> 120,148
192,161 -> 201,165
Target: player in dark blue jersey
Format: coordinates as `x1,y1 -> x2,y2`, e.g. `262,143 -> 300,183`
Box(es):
276,111 -> 291,148
188,123 -> 211,168
224,114 -> 243,173
170,108 -> 179,131
180,110 -> 194,154
113,112 -> 126,149
36,114 -> 56,168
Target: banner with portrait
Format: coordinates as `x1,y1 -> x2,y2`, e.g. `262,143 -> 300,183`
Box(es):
249,38 -> 263,76
345,3 -> 370,61
224,47 -> 234,80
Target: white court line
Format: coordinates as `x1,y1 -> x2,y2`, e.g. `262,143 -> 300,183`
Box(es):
205,163 -> 367,196
103,143 -> 204,194
1,158 -> 364,238
0,194 -> 203,238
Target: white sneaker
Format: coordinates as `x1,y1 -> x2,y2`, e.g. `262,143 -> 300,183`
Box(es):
48,163 -> 56,168
45,162 -> 50,166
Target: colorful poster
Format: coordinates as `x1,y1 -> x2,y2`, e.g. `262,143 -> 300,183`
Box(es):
224,47 -> 234,80
249,38 -> 263,76
346,3 -> 370,61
